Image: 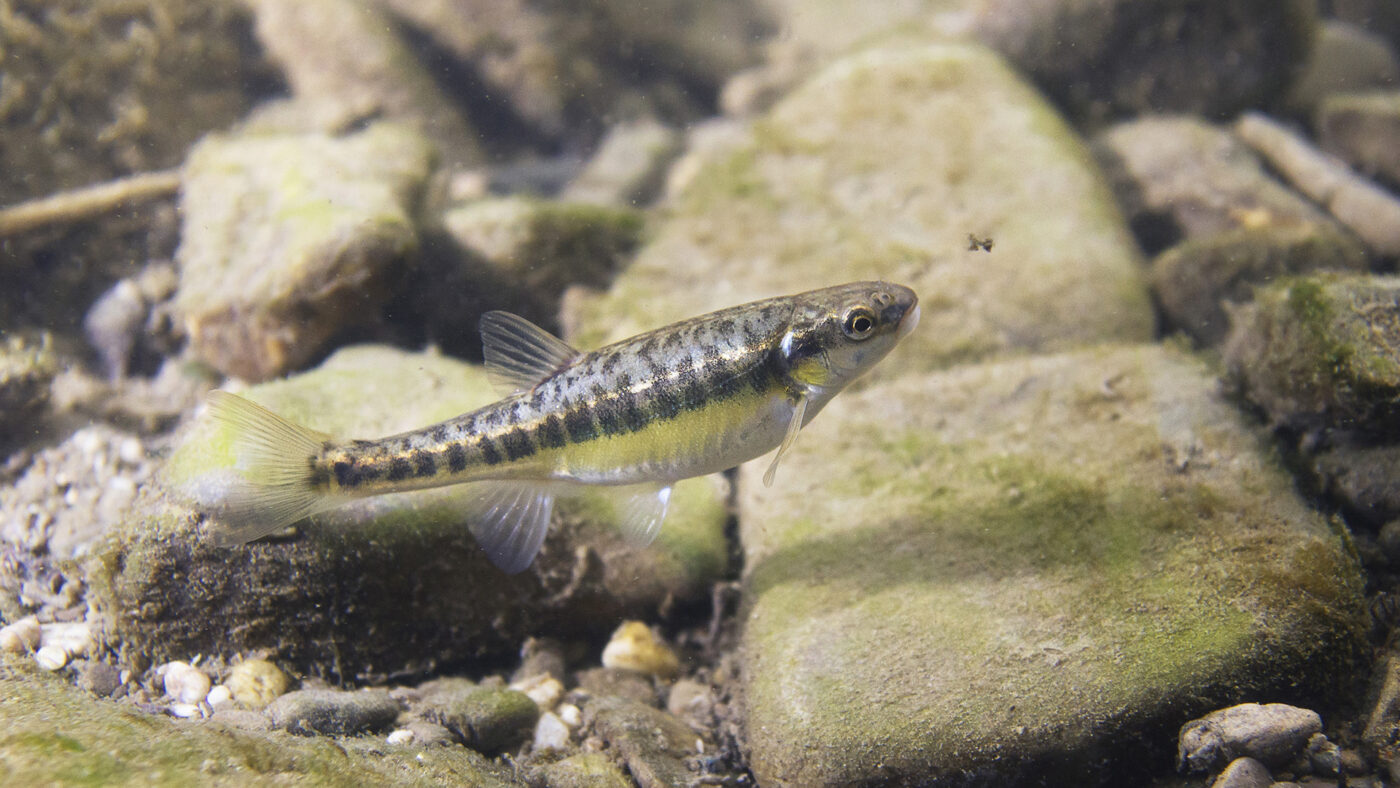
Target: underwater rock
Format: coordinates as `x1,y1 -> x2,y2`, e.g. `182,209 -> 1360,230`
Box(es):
374,0 -> 769,142
568,41 -> 1152,377
243,0 -> 483,167
1235,112 -> 1400,258
1224,274 -> 1400,433
1208,757 -> 1273,788
972,0 -> 1316,122
268,688 -> 401,736
87,345 -> 728,680
424,685 -> 539,755
561,118 -> 683,207
0,667 -> 522,784
1178,703 -> 1322,772
575,667 -> 658,708
1151,224 -> 1368,346
226,659 -> 290,710
174,123 -> 435,382
737,344 -> 1364,785
426,196 -> 643,355
1285,21 -> 1400,116
538,752 -> 634,788
1094,115 -> 1349,253
585,695 -> 707,788
1318,90 -> 1400,186
0,616 -> 41,655
75,660 -> 122,698
1312,439 -> 1400,526
159,661 -> 212,706
0,333 -> 56,452
600,621 -> 681,680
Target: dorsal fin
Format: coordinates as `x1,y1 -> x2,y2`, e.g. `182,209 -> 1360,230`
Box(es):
479,311 -> 579,395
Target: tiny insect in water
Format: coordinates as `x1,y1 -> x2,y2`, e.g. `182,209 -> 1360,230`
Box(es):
967,234 -> 994,252
202,281 -> 920,572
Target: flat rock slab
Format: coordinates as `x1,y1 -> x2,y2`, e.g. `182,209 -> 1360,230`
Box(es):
87,345 -> 728,681
737,344 -> 1364,786
568,41 -> 1151,379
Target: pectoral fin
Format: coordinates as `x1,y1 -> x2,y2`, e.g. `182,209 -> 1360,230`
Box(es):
467,481 -> 557,573
763,394 -> 808,487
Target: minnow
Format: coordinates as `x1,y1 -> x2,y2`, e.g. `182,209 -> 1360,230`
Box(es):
204,281 -> 919,572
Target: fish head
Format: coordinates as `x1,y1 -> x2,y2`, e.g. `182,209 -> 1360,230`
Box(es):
776,281 -> 919,393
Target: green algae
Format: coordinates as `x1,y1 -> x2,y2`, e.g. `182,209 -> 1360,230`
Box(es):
738,344 -> 1365,785
0,661 -> 519,787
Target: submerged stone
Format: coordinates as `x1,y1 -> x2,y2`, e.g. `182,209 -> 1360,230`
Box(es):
267,688 -> 401,736
737,344 -> 1364,785
567,41 -> 1151,379
174,123 -> 436,382
0,664 -> 520,786
1224,274 -> 1400,434
87,345 -> 728,681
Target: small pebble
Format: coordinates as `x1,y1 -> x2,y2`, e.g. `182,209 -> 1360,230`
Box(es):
35,645 -> 69,671
169,702 -> 201,718
76,660 -> 123,697
511,673 -> 564,711
600,621 -> 680,680
666,678 -> 711,719
40,621 -> 92,658
386,728 -> 415,746
267,688 -> 401,736
206,684 -> 234,709
1209,756 -> 1271,788
533,711 -> 571,751
0,616 -> 42,654
226,659 -> 290,709
161,661 -> 212,705
558,703 -> 582,727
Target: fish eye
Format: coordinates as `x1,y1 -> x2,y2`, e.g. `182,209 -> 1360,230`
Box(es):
842,307 -> 876,340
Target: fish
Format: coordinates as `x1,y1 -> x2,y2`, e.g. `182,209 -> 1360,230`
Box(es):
202,281 -> 920,572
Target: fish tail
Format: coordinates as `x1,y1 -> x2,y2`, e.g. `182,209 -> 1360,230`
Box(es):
203,391 -> 334,545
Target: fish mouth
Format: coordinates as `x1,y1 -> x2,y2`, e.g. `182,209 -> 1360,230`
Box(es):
896,302 -> 920,340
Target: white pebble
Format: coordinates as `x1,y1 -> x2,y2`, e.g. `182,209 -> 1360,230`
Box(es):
169,702 -> 201,718
206,684 -> 234,709
557,703 -> 582,727
510,674 -> 564,711
0,616 -> 42,654
386,729 -> 415,746
533,712 -> 570,751
118,437 -> 145,466
35,645 -> 69,671
161,661 -> 213,704
40,621 -> 93,658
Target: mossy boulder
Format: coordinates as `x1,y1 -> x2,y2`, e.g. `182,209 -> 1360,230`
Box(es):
0,660 -> 522,786
1224,273 -> 1400,434
567,41 -> 1152,377
174,123 -> 436,382
737,344 -> 1365,785
86,345 -> 728,681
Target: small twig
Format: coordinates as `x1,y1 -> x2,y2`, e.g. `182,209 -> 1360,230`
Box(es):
0,169 -> 181,239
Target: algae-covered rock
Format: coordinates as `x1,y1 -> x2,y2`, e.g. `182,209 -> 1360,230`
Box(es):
973,0 -> 1316,122
427,196 -> 644,354
87,345 -> 728,680
174,123 -> 436,382
539,752 -> 634,788
568,42 -> 1151,377
1151,224 -> 1368,347
0,662 -> 521,786
1224,274 -> 1400,433
424,685 -> 539,754
268,688 -> 401,736
585,695 -> 707,787
737,344 -> 1364,785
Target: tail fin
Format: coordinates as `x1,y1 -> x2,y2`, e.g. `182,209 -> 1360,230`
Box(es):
203,391 -> 335,545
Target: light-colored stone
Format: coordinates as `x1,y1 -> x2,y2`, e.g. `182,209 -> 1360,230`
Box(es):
568,42 -> 1151,381
160,661 -> 212,705
0,616 -> 41,654
225,659 -> 290,710
1180,703 -> 1322,772
601,621 -> 680,680
738,344 -> 1363,785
